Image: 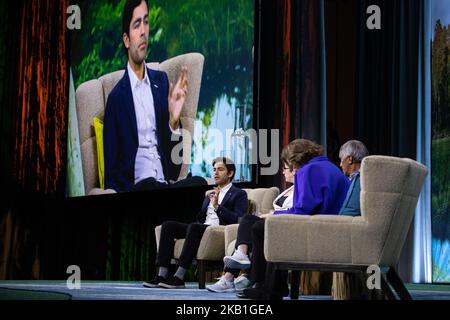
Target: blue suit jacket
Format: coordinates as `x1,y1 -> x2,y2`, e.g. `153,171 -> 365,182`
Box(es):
103,67 -> 182,192
274,156 -> 350,215
339,171 -> 361,216
197,185 -> 248,225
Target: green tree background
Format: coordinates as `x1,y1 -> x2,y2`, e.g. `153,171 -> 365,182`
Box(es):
431,19 -> 450,241
431,18 -> 450,282
71,0 -> 254,117
432,20 -> 450,140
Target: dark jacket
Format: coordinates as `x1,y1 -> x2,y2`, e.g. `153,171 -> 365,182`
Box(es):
274,156 -> 350,215
197,185 -> 248,225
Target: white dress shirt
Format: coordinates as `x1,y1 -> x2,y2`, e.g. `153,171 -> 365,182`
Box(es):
205,182 -> 233,226
127,63 -> 167,184
272,185 -> 294,211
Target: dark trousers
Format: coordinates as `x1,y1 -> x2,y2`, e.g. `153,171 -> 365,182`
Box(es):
224,215 -> 266,282
266,263 -> 289,297
155,221 -> 209,269
253,220 -> 288,297
248,218 -> 267,283
232,215 -> 288,295
132,176 -> 207,192
235,214 -> 262,250
224,215 -> 261,277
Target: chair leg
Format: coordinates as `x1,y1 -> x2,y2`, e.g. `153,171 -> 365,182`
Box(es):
198,260 -> 206,289
386,267 -> 412,300
380,273 -> 397,300
290,271 -> 300,300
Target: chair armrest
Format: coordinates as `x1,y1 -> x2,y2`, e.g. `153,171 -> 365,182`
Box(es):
224,224 -> 239,255
196,225 -> 225,260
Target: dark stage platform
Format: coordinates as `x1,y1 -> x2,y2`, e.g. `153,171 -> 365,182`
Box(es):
0,281 -> 449,300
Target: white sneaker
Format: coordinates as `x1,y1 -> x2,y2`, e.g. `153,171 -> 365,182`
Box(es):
223,250 -> 251,269
206,276 -> 235,293
234,274 -> 253,292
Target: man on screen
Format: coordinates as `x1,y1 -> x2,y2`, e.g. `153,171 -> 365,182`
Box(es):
104,0 -> 206,192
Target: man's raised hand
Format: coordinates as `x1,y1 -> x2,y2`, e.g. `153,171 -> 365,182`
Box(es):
168,66 -> 188,130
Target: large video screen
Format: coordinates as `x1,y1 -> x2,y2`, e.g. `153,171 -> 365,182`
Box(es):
67,0 -> 254,197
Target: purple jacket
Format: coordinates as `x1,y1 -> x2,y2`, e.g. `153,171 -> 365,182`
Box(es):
274,156 -> 350,215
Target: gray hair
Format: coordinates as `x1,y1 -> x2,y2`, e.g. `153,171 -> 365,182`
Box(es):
339,140 -> 369,163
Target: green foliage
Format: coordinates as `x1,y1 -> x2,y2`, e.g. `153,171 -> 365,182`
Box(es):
191,107 -> 216,176
432,20 -> 450,139
71,0 -> 254,114
432,16 -> 450,283
149,0 -> 254,175
143,0 -> 254,113
431,137 -> 450,240
151,0 -> 253,62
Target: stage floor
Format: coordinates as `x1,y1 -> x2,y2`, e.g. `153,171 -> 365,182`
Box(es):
0,281 -> 449,300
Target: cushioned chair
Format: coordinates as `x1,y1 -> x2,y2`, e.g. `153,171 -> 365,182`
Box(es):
263,156 -> 427,300
75,53 -> 204,195
224,188 -> 281,257
154,187 -> 280,289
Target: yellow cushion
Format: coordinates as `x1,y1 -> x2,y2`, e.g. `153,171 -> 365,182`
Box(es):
93,117 -> 105,189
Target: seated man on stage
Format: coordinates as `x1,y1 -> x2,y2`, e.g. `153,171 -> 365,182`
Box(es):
143,157 -> 248,289
338,139 -> 369,216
